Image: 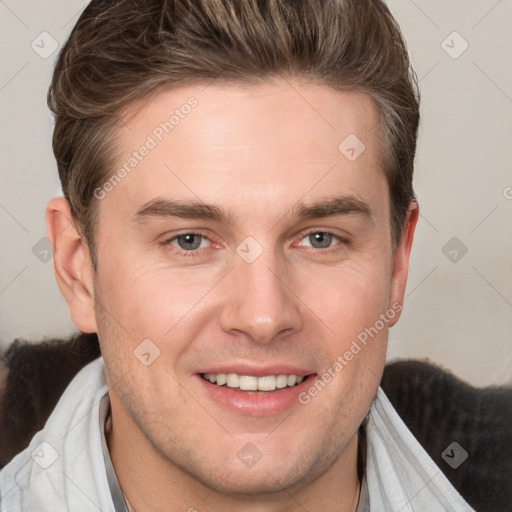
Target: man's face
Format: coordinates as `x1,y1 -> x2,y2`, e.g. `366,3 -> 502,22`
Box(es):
90,79 -> 411,494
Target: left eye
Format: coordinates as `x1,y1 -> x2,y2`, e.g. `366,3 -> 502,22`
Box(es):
170,233 -> 210,252
297,231 -> 341,250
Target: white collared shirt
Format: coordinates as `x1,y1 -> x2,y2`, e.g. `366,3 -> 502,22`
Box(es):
0,357 -> 475,511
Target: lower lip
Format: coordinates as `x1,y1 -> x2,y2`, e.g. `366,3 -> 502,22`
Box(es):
195,374 -> 316,416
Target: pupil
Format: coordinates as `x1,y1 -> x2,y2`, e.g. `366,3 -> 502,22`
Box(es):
311,232 -> 331,249
178,234 -> 201,250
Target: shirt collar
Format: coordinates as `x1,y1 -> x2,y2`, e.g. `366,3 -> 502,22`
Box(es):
99,394 -> 131,512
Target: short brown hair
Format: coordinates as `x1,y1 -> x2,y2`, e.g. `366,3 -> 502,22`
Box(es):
48,0 -> 420,267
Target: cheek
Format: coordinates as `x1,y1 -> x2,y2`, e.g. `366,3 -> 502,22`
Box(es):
303,256 -> 392,403
96,259 -> 205,339
308,257 -> 392,333
307,263 -> 391,415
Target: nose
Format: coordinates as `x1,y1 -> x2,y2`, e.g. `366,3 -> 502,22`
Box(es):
219,246 -> 304,345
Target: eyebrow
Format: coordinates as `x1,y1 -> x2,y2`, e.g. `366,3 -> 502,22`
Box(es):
132,195 -> 373,226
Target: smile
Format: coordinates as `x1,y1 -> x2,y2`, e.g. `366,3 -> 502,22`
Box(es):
201,373 -> 307,392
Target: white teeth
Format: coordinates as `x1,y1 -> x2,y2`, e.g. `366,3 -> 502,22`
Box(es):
202,372 -> 307,391
257,375 -> 276,391
276,375 -> 288,388
239,375 -> 258,391
226,374 -> 239,388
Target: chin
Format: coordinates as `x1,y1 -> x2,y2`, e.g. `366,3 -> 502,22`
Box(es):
196,464 -> 310,498
176,443 -> 328,499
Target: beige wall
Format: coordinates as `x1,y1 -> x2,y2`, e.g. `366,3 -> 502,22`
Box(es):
0,1 -> 511,386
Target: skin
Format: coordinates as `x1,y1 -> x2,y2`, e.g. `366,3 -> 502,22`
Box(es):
46,78 -> 418,511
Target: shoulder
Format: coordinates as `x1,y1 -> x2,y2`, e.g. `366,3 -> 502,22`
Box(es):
381,358 -> 512,512
0,332 -> 101,468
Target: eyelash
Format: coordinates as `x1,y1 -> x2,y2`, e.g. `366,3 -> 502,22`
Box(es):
160,229 -> 347,258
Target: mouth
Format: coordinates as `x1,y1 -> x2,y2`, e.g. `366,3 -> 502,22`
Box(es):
196,371 -> 317,416
200,372 -> 309,392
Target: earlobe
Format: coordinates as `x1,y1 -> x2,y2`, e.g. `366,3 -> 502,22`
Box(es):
45,197 -> 97,333
388,201 -> 419,327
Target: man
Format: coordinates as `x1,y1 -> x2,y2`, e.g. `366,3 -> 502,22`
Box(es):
0,0 -> 475,510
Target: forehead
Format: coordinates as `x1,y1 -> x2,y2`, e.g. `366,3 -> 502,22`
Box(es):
103,79 -> 387,227
120,79 -> 379,155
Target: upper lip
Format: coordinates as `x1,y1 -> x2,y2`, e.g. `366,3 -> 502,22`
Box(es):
196,363 -> 314,378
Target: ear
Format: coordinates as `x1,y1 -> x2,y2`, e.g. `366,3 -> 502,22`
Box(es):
388,201 -> 419,327
45,197 -> 97,333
